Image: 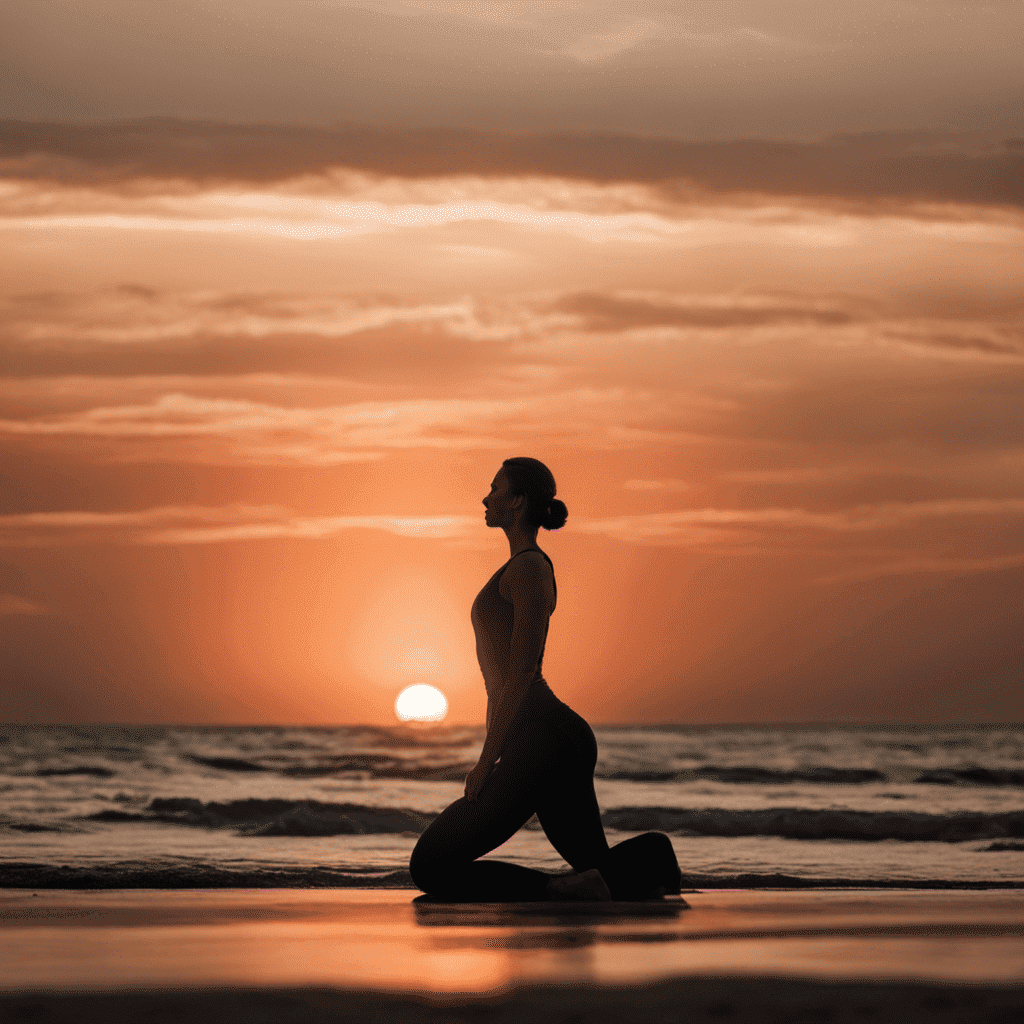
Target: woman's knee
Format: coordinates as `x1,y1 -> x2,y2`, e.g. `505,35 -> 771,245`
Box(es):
409,820 -> 468,893
409,830 -> 443,892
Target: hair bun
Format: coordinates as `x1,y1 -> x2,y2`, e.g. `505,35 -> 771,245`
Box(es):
542,497 -> 568,531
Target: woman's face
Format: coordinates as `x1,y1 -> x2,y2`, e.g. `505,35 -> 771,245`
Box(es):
482,469 -> 521,528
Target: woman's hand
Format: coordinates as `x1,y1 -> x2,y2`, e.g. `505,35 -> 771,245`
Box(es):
464,760 -> 495,802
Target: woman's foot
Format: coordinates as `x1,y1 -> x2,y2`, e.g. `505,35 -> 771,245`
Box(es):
545,868 -> 613,902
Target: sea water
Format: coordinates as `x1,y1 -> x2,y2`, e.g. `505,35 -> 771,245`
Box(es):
1,723 -> 1022,888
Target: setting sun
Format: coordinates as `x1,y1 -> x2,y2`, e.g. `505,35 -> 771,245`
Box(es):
394,684 -> 449,723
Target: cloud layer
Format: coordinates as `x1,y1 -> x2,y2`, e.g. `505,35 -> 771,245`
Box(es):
2,112 -> 1021,722
3,121 -> 1023,208
4,2 -> 1022,138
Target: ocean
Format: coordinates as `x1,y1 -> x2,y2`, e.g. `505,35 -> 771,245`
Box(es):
1,723 -> 1022,889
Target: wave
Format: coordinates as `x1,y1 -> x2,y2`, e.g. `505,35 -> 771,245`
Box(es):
680,874 -> 1023,889
78,797 -> 1024,843
601,807 -> 1024,843
87,798 -> 433,836
282,760 -> 474,782
186,756 -> 270,772
0,862 -> 414,889
914,768 -> 1024,787
600,767 -> 886,784
176,757 -> 1024,787
601,765 -> 1024,786
185,754 -> 475,781
1,819 -> 89,834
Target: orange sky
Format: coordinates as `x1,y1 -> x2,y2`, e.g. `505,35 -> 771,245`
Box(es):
1,2 -> 1021,724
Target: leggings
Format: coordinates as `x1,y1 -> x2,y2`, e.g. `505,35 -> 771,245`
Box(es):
409,682 -> 608,901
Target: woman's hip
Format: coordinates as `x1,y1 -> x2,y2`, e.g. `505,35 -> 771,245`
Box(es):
503,686 -> 598,769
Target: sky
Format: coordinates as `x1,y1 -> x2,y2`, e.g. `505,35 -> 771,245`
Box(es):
1,1 -> 1021,725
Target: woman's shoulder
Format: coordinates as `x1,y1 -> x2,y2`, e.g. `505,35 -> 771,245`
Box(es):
501,548 -> 555,596
508,548 -> 553,570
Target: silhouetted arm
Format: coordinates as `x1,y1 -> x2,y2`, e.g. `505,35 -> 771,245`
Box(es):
466,553 -> 553,799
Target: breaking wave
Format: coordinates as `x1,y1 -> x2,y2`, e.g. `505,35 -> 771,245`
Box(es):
600,807 -> 1024,843
87,797 -> 433,836
34,765 -> 116,777
602,767 -> 886,784
167,759 -> 1024,786
914,768 -> 1024,787
78,797 -> 1024,844
185,754 -> 474,781
0,862 -> 414,889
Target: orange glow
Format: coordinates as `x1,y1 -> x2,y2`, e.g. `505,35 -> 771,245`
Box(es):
2,5 -> 1022,724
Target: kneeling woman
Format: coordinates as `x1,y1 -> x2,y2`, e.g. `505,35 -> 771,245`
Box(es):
410,457 -> 681,902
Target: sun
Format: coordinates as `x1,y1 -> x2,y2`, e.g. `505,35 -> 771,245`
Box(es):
394,684 -> 449,723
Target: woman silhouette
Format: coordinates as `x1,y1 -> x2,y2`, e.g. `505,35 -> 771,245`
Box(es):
410,457 -> 681,902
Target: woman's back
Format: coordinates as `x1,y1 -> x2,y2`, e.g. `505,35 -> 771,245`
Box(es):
471,548 -> 556,695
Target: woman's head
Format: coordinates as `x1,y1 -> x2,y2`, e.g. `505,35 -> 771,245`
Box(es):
499,457 -> 568,531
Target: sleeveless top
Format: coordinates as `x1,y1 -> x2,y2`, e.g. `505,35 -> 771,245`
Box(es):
471,548 -> 557,696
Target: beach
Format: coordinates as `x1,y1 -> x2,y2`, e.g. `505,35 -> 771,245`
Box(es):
4,725 -> 1022,1019
2,888 -> 1022,1022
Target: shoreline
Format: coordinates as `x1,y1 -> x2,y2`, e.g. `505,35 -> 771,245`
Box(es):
3,868 -> 1022,890
3,889 -> 1022,977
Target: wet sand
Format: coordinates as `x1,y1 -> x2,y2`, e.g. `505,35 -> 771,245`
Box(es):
2,889 -> 1022,1022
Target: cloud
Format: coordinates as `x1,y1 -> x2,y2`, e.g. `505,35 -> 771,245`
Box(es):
623,478 -> 689,491
557,18 -> 663,63
721,464 -> 888,484
551,291 -> 861,331
0,287 -> 535,381
399,1 -> 585,30
4,286 -> 1019,397
1,283 -> 1019,478
877,321 -> 1024,360
2,121 -> 1023,208
0,392 -> 521,465
814,551 -> 1024,584
0,593 -> 49,615
0,185 -> 700,244
6,496 -> 1020,553
2,287 -> 503,343
0,506 -> 481,548
0,385 -> 675,465
575,497 -> 1024,545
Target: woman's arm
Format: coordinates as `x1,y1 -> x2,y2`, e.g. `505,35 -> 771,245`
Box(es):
466,553 -> 554,800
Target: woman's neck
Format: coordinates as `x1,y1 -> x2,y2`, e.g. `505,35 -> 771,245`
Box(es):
503,521 -> 540,558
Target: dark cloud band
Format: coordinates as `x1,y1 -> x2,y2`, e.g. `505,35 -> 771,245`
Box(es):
2,121 -> 1023,207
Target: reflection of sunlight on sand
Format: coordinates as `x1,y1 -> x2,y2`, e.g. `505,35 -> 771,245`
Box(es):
3,891 -> 1023,995
587,935 -> 1024,985
2,921 -> 517,994
418,948 -> 513,992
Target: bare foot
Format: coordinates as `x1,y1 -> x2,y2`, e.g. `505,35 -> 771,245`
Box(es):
545,868 -> 612,902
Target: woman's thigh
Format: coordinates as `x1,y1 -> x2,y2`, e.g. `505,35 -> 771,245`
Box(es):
535,768 -> 608,871
505,706 -> 607,870
411,756 -> 539,871
412,695 -> 604,872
